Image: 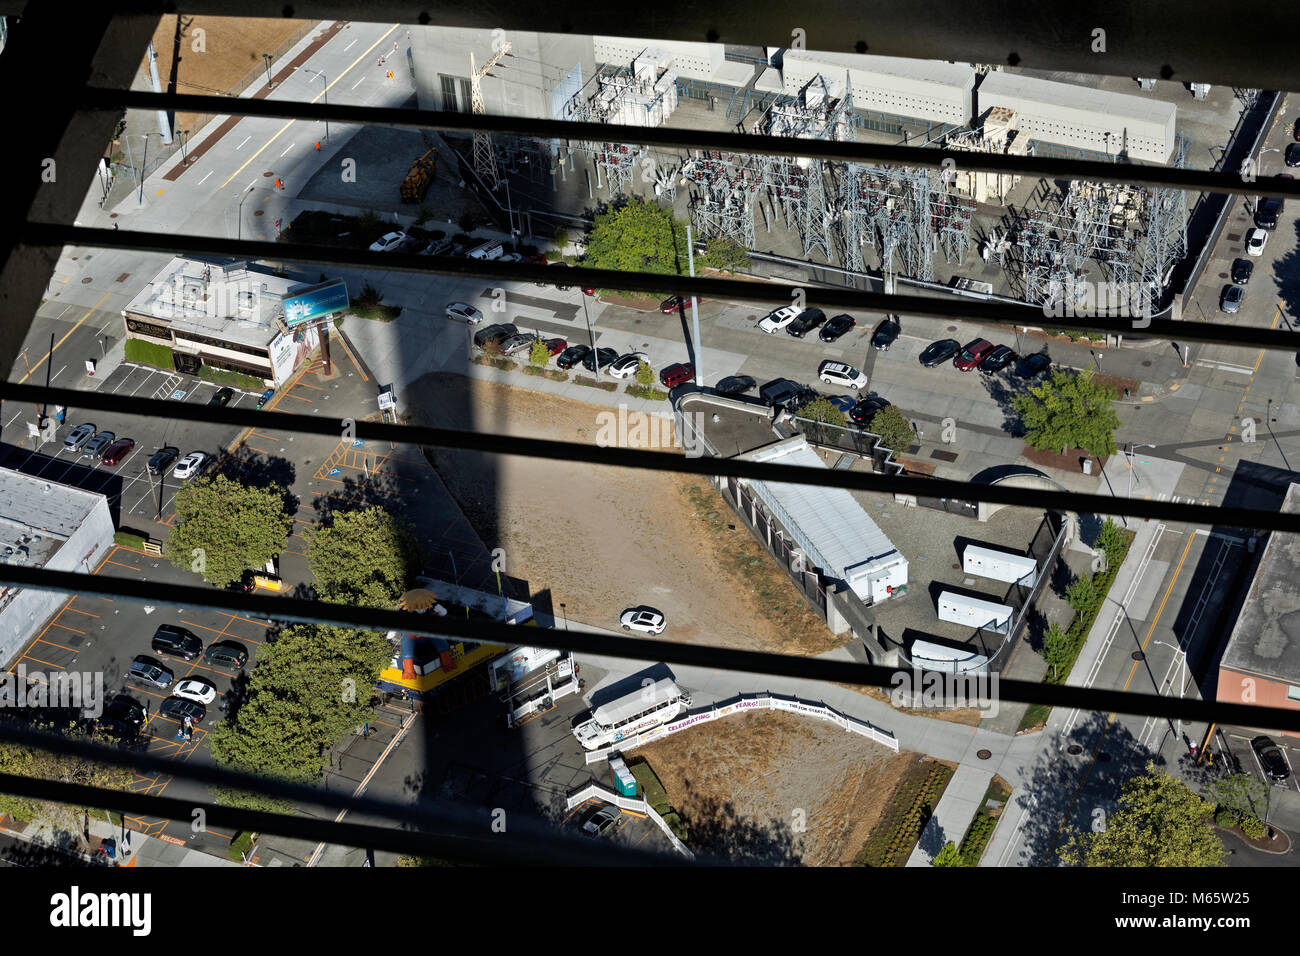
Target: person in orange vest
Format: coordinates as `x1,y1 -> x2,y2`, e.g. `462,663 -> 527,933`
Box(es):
315,141 -> 321,151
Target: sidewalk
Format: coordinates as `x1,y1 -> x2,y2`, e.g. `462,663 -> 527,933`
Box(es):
0,812 -> 241,867
906,763 -> 994,867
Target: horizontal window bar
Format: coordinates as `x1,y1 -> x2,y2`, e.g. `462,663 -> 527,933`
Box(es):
2,563 -> 1298,733
19,226 -> 1300,352
5,381 -> 1296,534
80,87 -> 1300,201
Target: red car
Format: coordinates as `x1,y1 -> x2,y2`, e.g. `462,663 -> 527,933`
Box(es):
953,339 -> 995,371
581,287 -> 596,296
524,253 -> 548,265
100,438 -> 135,466
542,337 -> 567,356
659,362 -> 695,388
660,295 -> 685,314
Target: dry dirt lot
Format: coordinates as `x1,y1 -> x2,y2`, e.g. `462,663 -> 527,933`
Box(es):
636,711 -> 918,865
417,375 -> 840,656
145,16 -> 315,134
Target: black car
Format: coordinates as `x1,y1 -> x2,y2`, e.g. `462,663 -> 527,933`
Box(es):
1255,196 -> 1284,230
758,378 -> 805,408
849,396 -> 891,426
979,345 -> 1016,374
918,338 -> 961,367
556,344 -> 591,370
871,317 -> 901,351
715,375 -> 757,395
159,697 -> 206,724
99,694 -> 147,738
473,323 -> 519,351
580,347 -> 619,372
1231,257 -> 1254,285
819,313 -> 856,343
1014,352 -> 1052,379
203,641 -> 249,670
147,446 -> 179,475
785,308 -> 827,338
151,624 -> 203,661
208,387 -> 235,407
1286,142 -> 1300,168
1252,735 -> 1291,782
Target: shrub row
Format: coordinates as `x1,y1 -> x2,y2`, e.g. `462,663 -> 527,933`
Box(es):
859,763 -> 953,867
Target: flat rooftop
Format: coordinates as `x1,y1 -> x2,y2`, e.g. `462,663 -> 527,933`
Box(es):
0,468 -> 106,567
122,255 -> 296,349
782,49 -> 976,88
677,393 -> 781,458
1219,484 -> 1300,685
977,69 -> 1177,129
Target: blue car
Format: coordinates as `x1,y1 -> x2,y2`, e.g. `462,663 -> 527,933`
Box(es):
827,395 -> 857,412
255,389 -> 275,410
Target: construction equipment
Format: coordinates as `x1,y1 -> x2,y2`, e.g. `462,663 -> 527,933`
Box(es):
400,146 -> 438,203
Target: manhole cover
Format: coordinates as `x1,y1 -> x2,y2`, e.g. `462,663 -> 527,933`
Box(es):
1131,650 -> 1145,661
81,277 -> 93,284
947,325 -> 958,332
952,563 -> 961,570
1141,360 -> 1152,367
254,209 -> 264,217
1067,744 -> 1084,755
263,171 -> 275,177
976,749 -> 992,760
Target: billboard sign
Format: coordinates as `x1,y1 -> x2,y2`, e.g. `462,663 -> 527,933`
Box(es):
283,279 -> 348,327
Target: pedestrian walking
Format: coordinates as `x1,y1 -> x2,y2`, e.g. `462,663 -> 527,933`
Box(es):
275,178 -> 284,190
112,222 -> 118,230
315,141 -> 321,151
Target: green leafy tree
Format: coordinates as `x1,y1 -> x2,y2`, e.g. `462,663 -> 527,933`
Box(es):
796,396 -> 846,426
210,623 -> 392,810
307,506 -> 421,607
551,227 -> 569,253
1206,772 -> 1270,830
635,361 -> 656,388
166,475 -> 292,588
583,197 -> 688,295
699,236 -> 751,273
1065,573 -> 1097,613
1042,621 -> 1072,679
1096,518 -> 1126,570
932,841 -> 965,866
1059,761 -> 1224,867
0,725 -> 134,829
528,338 -> 552,368
869,405 -> 914,454
1011,368 -> 1121,458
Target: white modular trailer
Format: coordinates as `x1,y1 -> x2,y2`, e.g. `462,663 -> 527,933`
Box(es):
975,70 -> 1176,164
746,437 -> 908,604
781,50 -> 975,127
937,591 -> 1013,635
573,678 -> 690,749
963,544 -> 1037,587
908,638 -> 991,673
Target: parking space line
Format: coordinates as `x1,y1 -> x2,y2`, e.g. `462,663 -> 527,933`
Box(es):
33,636 -> 81,654
16,652 -> 65,670
46,621 -> 86,635
103,558 -> 142,572
61,606 -> 99,618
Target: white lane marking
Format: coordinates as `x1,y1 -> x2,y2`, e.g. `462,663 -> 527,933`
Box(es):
236,136 -> 251,150
351,75 -> 365,90
51,365 -> 67,382
197,171 -> 213,187
280,144 -> 294,156
343,39 -> 357,52
1195,359 -> 1255,375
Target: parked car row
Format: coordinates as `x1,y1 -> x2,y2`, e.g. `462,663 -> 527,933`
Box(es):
117,624 -> 251,735
917,337 -> 1049,378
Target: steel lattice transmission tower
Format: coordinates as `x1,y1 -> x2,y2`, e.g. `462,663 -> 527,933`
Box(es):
470,43 -> 512,189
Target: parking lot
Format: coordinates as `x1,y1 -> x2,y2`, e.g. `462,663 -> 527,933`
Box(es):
1223,730 -> 1300,794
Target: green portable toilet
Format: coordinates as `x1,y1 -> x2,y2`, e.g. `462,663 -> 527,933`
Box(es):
609,756 -> 637,798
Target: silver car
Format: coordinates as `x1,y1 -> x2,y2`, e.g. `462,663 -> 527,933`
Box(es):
63,423 -> 96,451
499,333 -> 537,355
445,301 -> 484,325
581,804 -> 621,837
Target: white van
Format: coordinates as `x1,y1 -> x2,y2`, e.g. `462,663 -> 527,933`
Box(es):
467,240 -> 504,261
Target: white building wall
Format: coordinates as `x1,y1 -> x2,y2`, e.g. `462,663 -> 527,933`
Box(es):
0,496 -> 113,667
976,71 -> 1175,163
782,51 -> 975,126
593,36 -> 723,79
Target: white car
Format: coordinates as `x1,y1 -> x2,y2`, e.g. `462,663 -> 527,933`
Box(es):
173,451 -> 208,480
368,231 -> 406,253
607,353 -> 649,379
620,607 -> 666,634
172,678 -> 217,705
1246,227 -> 1268,257
818,360 -> 869,390
758,305 -> 801,334
445,302 -> 484,325
467,240 -> 504,260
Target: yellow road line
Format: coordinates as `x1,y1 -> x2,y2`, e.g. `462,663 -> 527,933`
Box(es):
1250,304 -> 1285,375
18,290 -> 113,383
219,25 -> 400,190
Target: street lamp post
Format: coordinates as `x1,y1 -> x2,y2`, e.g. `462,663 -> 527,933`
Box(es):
501,179 -> 517,251
1152,638 -> 1189,744
581,294 -> 599,381
296,67 -> 329,142
237,184 -> 255,241
179,128 -> 190,167
1250,148 -> 1279,213
262,53 -> 274,90
686,223 -> 703,385
1090,349 -> 1103,374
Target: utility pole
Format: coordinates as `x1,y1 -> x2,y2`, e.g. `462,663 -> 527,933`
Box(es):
470,43 -> 512,189
686,223 -> 703,385
582,294 -> 599,381
146,42 -> 173,144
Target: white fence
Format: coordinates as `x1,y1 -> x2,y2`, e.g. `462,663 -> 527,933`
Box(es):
583,691 -> 899,765
566,784 -> 694,860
